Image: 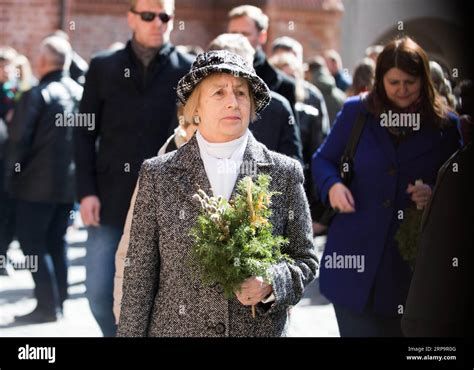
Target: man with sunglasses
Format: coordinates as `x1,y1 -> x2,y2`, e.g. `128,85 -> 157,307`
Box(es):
74,0 -> 193,337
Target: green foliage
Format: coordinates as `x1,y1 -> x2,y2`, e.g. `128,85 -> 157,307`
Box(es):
190,174 -> 292,298
395,207 -> 423,270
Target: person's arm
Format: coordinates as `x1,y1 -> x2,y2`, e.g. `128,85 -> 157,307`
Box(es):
113,182 -> 139,324
117,160 -> 160,337
311,100 -> 356,205
259,160 -> 319,314
73,57 -> 102,201
5,89 -> 43,179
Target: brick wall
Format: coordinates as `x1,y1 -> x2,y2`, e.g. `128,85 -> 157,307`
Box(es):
0,0 -> 61,62
1,0 -> 343,68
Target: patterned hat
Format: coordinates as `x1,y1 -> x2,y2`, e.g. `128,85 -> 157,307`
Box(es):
176,50 -> 271,113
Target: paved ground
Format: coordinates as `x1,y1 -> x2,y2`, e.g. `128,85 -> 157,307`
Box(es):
0,226 -> 339,337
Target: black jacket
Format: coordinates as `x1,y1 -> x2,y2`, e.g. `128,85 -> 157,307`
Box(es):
254,48 -> 296,116
250,91 -> 302,163
402,143 -> 473,336
74,41 -> 193,228
6,70 -> 83,203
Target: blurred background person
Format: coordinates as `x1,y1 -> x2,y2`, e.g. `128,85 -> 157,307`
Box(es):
271,36 -> 303,64
365,44 -> 384,64
456,79 -> 473,144
6,35 -> 82,322
306,55 -> 346,125
429,60 -> 456,109
13,54 -> 36,99
51,30 -> 89,85
346,57 -> 375,97
324,49 -> 352,92
0,46 -> 18,276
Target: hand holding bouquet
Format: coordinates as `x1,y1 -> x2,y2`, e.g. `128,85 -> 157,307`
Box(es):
190,174 -> 292,317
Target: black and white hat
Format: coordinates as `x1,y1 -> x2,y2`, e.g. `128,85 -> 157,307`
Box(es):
176,50 -> 271,113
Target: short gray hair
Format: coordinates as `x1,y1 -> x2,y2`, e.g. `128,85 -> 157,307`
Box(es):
40,36 -> 72,70
228,5 -> 269,32
208,33 -> 255,65
272,36 -> 303,63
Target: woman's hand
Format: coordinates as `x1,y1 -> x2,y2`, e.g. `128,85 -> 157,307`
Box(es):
407,181 -> 432,210
328,182 -> 355,213
235,276 -> 273,306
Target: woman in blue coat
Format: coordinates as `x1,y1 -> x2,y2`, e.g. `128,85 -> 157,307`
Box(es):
312,37 -> 461,337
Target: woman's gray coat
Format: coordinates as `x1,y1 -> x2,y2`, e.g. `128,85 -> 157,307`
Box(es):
117,132 -> 318,337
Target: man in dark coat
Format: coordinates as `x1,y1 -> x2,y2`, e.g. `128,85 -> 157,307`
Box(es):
6,35 -> 83,322
74,0 -> 193,336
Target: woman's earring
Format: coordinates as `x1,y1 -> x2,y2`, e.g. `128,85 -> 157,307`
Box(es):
193,115 -> 200,125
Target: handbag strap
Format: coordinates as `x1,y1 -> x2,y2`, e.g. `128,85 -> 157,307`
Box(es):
339,96 -> 368,183
343,100 -> 367,159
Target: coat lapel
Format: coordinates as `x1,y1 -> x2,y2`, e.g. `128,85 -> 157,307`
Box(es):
169,134 -> 212,203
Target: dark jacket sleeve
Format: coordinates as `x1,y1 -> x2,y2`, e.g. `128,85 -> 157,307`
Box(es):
117,159 -> 160,337
260,159 -> 318,314
74,57 -> 102,200
5,89 -> 43,184
275,96 -> 303,164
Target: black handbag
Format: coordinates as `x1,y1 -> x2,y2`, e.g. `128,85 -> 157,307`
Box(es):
318,105 -> 367,226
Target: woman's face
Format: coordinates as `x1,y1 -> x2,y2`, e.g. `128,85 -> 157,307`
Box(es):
196,73 -> 251,143
383,67 -> 421,109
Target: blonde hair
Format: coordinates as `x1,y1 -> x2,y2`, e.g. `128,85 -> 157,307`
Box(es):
182,73 -> 257,125
129,0 -> 174,14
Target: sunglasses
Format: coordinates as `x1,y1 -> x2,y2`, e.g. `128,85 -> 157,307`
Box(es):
130,9 -> 172,23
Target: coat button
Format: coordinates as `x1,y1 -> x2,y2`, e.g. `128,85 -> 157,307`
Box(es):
388,167 -> 397,176
215,323 -> 225,334
215,284 -> 224,293
382,199 -> 392,208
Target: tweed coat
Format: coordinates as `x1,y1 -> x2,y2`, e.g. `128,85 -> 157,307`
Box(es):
117,132 -> 318,337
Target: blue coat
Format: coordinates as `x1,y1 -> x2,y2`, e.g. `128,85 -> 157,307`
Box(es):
312,96 -> 461,315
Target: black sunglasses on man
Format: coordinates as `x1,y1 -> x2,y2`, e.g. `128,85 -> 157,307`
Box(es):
130,9 -> 172,23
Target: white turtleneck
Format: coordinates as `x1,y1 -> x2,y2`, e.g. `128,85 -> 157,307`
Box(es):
196,129 -> 249,200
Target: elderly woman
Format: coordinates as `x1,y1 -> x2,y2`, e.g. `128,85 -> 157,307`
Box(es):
312,37 -> 460,337
117,50 -> 318,337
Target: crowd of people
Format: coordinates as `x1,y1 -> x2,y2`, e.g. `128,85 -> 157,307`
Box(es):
0,0 -> 471,337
